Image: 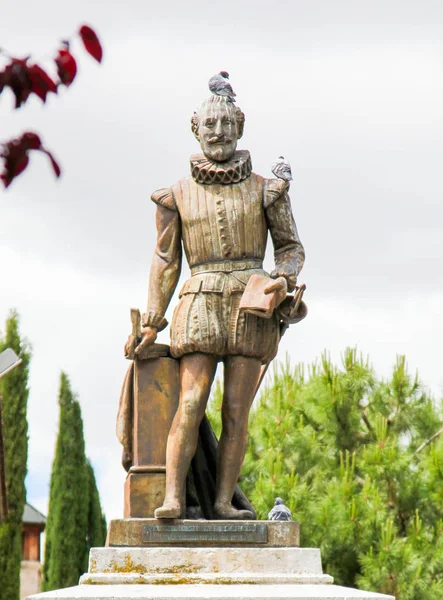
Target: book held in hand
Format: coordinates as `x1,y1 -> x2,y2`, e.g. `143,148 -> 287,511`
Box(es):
239,274 -> 287,319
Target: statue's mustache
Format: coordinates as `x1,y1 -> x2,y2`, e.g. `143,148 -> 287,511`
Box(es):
207,136 -> 233,144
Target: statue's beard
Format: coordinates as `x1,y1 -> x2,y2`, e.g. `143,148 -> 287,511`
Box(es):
202,138 -> 237,162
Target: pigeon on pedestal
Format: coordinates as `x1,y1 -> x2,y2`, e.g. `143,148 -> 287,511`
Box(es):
208,71 -> 236,103
268,497 -> 292,521
271,156 -> 293,182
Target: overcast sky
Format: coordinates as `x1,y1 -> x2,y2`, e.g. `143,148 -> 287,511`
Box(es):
1,0 -> 442,523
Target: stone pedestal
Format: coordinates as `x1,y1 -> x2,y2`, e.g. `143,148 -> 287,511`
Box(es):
124,355 -> 179,518
106,518 -> 300,547
27,584 -> 395,600
81,546 -> 332,585
27,520 -> 394,600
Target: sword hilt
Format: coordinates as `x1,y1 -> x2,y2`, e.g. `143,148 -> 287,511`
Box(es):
289,283 -> 306,319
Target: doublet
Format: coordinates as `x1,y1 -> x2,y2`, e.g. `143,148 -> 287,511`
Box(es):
149,151 -> 305,363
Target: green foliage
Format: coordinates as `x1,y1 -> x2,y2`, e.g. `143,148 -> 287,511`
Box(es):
42,373 -> 88,590
42,373 -> 106,591
86,461 -> 107,552
0,311 -> 30,600
208,349 -> 443,599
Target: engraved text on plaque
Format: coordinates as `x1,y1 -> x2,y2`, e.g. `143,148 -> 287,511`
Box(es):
142,523 -> 268,544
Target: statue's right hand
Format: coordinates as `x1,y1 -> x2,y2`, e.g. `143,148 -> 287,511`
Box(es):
124,335 -> 137,358
134,326 -> 157,356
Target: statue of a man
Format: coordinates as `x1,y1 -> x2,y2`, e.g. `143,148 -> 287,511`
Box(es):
133,95 -> 305,520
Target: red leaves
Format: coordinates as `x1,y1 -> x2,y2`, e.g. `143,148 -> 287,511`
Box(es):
0,58 -> 31,108
55,25 -> 102,89
0,23 -> 102,189
55,47 -> 77,86
79,25 -> 103,63
0,24 -> 102,106
56,25 -> 102,88
28,63 -> 58,102
44,150 -> 62,179
1,132 -> 61,188
0,57 -> 57,108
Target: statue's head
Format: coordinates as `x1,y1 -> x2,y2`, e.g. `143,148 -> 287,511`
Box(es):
191,96 -> 245,163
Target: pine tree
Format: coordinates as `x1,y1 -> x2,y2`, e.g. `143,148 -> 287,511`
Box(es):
208,349 -> 443,600
42,373 -> 89,591
0,311 -> 30,600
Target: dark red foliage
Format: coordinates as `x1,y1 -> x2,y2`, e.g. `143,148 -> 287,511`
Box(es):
1,132 -> 61,188
28,64 -> 58,101
1,58 -> 32,108
45,151 -> 61,178
0,58 -> 57,108
55,47 -> 77,86
79,25 -> 103,63
0,23 -> 102,188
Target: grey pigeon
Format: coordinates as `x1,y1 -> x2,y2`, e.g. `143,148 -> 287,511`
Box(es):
208,71 -> 236,102
271,156 -> 293,182
268,497 -> 292,521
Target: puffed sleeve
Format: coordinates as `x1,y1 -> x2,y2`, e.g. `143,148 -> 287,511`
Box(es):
264,179 -> 305,292
151,187 -> 177,211
145,189 -> 182,328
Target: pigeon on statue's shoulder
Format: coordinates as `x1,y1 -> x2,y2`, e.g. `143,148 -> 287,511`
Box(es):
208,71 -> 236,102
268,497 -> 292,521
271,156 -> 293,182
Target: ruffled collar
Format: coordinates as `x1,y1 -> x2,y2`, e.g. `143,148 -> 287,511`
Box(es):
190,150 -> 252,185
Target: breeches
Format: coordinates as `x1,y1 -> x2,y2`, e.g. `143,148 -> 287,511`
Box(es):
170,271 -> 280,364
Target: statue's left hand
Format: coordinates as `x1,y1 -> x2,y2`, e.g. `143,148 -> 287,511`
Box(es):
264,276 -> 288,307
271,269 -> 297,293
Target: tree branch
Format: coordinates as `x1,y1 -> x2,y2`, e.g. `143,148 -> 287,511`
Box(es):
361,410 -> 373,433
415,427 -> 443,454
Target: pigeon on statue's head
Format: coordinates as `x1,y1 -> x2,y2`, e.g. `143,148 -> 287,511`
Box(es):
208,71 -> 236,103
268,497 -> 292,521
271,156 -> 293,182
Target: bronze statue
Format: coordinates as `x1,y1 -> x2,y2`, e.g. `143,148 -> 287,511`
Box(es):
124,94 -> 305,520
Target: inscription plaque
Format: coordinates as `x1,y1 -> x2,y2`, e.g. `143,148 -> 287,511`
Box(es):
142,523 -> 268,544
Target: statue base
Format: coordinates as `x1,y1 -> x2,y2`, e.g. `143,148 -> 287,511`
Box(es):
27,520 -> 394,600
106,518 -> 300,547
28,584 -> 394,600
27,584 -> 394,600
80,545 -> 332,585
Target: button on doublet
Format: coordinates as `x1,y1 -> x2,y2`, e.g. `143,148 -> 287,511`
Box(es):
211,190 -> 232,258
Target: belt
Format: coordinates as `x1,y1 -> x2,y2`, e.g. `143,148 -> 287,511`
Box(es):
190,259 -> 263,275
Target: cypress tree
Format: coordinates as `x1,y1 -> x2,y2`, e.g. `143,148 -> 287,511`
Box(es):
42,373 -> 89,591
0,311 -> 30,600
86,460 -> 107,552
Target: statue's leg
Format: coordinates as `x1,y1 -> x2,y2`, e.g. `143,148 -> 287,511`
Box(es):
214,355 -> 262,520
154,352 -> 217,519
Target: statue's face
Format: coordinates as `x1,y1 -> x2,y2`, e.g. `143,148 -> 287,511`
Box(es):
198,102 -> 238,162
